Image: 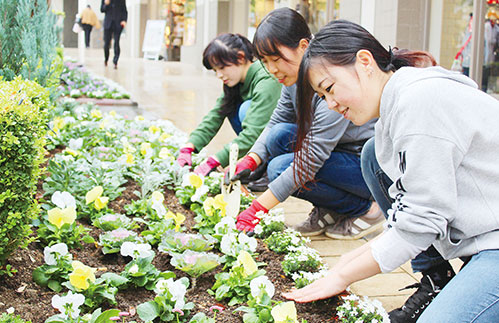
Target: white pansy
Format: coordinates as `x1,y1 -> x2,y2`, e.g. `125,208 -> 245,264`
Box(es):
68,138 -> 83,150
166,278 -> 188,310
220,232 -> 238,256
151,200 -> 166,217
238,232 -> 257,253
51,291 -> 85,319
250,275 -> 275,299
120,242 -> 154,259
253,224 -> 263,235
214,216 -> 236,235
129,264 -> 139,274
51,191 -> 76,209
44,243 -> 70,265
191,185 -> 209,203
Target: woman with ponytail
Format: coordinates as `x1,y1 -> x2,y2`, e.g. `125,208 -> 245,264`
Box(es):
227,8 -> 382,239
284,20 -> 499,323
176,33 -> 281,175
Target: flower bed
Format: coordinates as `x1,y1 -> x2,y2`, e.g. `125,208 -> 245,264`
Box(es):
0,99 -> 388,323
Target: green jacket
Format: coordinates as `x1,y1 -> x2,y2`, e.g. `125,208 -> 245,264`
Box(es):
188,62 -> 281,167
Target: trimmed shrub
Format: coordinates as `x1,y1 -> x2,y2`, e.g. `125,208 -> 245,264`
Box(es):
0,77 -> 51,273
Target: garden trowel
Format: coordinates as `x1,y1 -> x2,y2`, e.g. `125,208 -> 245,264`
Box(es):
222,143 -> 241,218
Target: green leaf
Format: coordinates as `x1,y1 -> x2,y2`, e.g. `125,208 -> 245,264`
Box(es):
101,272 -> 129,287
243,312 -> 260,323
94,309 -> 120,323
82,235 -> 95,244
47,280 -> 62,292
137,301 -> 160,322
32,267 -> 49,286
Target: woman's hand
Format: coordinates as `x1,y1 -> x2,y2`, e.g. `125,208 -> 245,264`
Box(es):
282,271 -> 348,303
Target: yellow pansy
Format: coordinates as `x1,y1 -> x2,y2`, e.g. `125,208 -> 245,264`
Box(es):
125,153 -> 134,165
271,302 -> 298,323
52,117 -> 65,133
149,125 -> 160,134
135,115 -> 145,121
189,173 -> 203,189
151,191 -> 164,203
105,131 -> 116,138
213,194 -> 228,217
159,147 -> 171,159
47,207 -> 76,228
109,110 -> 117,117
65,148 -> 79,157
203,197 -> 215,216
173,212 -> 185,232
140,142 -> 151,156
159,132 -> 171,141
90,109 -> 102,119
94,196 -> 109,210
69,261 -> 96,290
237,250 -> 257,277
86,186 -> 103,204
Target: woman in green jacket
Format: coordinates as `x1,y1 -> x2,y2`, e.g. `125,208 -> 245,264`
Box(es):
176,33 -> 282,175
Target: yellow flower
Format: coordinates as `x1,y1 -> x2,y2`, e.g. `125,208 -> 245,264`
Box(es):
109,110 -> 117,117
159,132 -> 171,141
165,211 -> 185,232
173,212 -> 185,232
189,173 -> 202,189
135,115 -> 145,121
105,131 -> 116,138
151,191 -> 164,203
149,125 -> 160,134
203,197 -> 215,216
47,207 -> 76,229
65,148 -> 79,157
237,250 -> 257,277
69,261 -> 96,290
90,109 -> 102,119
86,186 -> 103,204
159,147 -> 171,159
140,142 -> 151,156
52,117 -> 65,133
271,302 -> 298,323
125,153 -> 134,165
94,196 -> 109,210
213,194 -> 228,217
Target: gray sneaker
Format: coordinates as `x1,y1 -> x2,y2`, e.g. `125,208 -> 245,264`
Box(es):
293,206 -> 339,236
324,209 -> 384,240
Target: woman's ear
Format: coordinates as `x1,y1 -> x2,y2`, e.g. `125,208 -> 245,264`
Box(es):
356,49 -> 375,70
298,38 -> 309,51
237,51 -> 247,64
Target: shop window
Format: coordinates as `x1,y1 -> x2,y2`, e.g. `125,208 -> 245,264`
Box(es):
160,0 -> 196,60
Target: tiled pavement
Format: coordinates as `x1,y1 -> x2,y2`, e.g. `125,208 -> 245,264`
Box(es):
66,48 -> 449,312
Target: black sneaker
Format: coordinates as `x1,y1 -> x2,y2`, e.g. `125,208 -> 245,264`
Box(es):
389,262 -> 455,323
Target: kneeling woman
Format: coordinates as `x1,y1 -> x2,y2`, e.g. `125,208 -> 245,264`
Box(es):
176,33 -> 281,175
230,8 -> 381,239
284,20 -> 499,323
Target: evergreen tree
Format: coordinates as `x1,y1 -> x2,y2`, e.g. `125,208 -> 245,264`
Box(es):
0,0 -> 59,87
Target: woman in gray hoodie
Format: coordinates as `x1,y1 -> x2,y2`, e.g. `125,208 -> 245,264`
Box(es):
284,20 -> 499,323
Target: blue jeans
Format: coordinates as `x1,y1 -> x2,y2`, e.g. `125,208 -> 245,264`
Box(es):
360,137 -> 447,272
228,100 -> 251,135
265,123 -> 371,216
417,249 -> 499,322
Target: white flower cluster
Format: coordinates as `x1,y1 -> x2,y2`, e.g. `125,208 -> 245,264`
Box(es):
290,267 -> 329,284
336,294 -> 390,323
285,245 -> 322,263
220,231 -> 257,257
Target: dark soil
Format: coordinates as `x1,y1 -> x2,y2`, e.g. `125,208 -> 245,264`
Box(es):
0,179 -> 339,322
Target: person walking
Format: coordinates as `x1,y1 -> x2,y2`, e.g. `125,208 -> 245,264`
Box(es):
228,8 -> 382,239
176,33 -> 281,176
283,19 -> 499,323
101,0 -> 127,69
80,5 -> 100,48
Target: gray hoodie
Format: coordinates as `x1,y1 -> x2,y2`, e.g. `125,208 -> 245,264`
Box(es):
250,84 -> 375,202
371,66 -> 499,272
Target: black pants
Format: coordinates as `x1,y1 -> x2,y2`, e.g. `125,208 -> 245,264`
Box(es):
103,23 -> 123,65
81,23 -> 92,48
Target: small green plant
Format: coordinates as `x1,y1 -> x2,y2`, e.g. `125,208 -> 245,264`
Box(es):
32,243 -> 73,292
335,294 -> 388,323
281,246 -> 324,276
0,313 -> 31,323
264,229 -> 306,254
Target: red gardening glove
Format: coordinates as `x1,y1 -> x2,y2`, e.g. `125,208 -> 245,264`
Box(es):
236,199 -> 268,232
224,155 -> 258,185
194,156 -> 221,176
177,147 -> 194,167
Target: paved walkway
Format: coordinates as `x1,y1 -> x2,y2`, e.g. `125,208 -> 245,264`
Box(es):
66,48 -> 423,311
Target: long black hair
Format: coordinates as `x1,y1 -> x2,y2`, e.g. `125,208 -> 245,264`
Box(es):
202,33 -> 255,117
294,19 -> 436,188
253,7 -> 311,60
